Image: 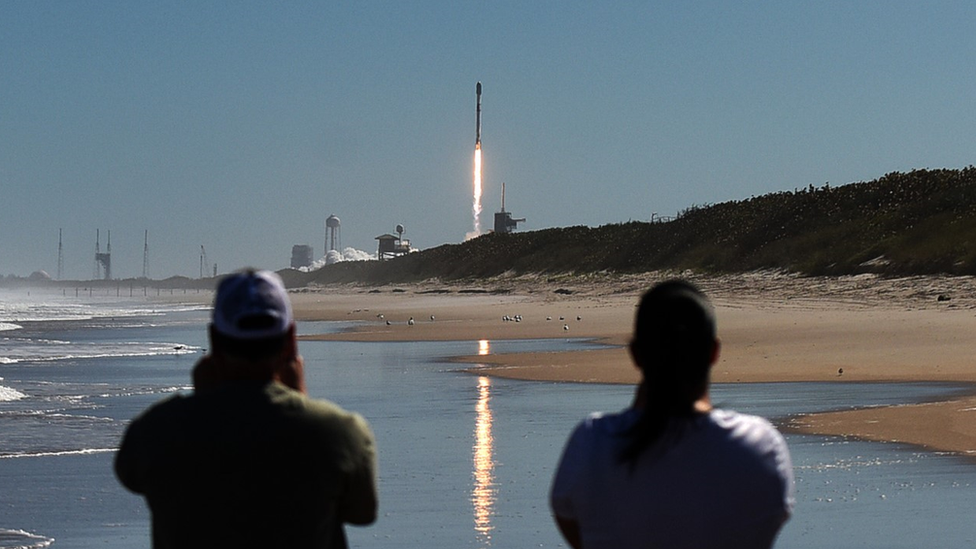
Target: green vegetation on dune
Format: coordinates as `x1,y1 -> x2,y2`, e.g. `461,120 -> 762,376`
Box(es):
293,167 -> 976,285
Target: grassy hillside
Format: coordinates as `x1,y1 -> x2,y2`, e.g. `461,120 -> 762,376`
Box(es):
288,167 -> 976,286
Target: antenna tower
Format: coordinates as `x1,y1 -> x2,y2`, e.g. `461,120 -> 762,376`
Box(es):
57,228 -> 63,280
200,245 -> 211,279
142,230 -> 149,279
94,230 -> 112,280
94,230 -> 100,279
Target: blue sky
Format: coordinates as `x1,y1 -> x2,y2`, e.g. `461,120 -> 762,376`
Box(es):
3,2 -> 976,279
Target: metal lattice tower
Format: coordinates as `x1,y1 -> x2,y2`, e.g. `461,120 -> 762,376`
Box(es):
142,230 -> 149,279
200,245 -> 211,279
57,228 -> 63,280
94,230 -> 112,280
94,230 -> 100,280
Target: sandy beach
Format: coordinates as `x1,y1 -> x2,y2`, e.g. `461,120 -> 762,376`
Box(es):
293,271 -> 976,458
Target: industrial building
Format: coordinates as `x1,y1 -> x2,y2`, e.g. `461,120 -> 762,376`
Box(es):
493,183 -> 525,234
376,224 -> 411,260
291,245 -> 313,269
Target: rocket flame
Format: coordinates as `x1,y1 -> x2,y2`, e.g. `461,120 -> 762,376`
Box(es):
467,145 -> 483,240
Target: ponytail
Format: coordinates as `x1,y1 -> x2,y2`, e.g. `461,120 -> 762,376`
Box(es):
618,280 -> 716,465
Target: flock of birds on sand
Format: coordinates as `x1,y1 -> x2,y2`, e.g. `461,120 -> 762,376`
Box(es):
372,312 -> 583,331
375,313 -> 436,326
506,314 -> 583,331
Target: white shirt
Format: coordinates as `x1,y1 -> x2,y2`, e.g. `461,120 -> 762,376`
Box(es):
551,408 -> 794,549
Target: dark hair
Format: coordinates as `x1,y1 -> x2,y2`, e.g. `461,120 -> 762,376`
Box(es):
619,280 -> 717,464
210,328 -> 289,362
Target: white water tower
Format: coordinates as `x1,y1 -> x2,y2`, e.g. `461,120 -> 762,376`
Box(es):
325,215 -> 341,254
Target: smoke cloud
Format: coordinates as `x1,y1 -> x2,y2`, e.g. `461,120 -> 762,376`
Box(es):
300,247 -> 375,272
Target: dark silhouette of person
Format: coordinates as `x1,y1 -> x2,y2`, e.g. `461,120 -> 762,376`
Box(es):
116,269 -> 377,548
551,280 -> 793,549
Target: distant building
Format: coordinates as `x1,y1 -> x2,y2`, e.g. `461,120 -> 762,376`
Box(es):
291,244 -> 314,269
375,226 -> 411,260
493,211 -> 525,233
493,182 -> 525,233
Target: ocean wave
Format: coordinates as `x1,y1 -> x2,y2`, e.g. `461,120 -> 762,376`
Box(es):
0,408 -> 105,421
107,385 -> 190,398
0,385 -> 26,402
0,447 -> 115,460
0,529 -> 54,548
0,341 -> 201,364
152,304 -> 211,314
0,290 -> 210,324
29,411 -> 114,423
0,323 -> 22,332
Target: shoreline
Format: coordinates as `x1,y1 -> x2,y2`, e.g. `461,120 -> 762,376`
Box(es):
291,272 -> 976,457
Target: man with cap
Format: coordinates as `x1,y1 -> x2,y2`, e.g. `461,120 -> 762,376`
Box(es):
116,269 -> 377,548
550,280 -> 794,549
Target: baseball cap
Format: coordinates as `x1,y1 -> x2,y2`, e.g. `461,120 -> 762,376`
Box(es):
212,270 -> 294,340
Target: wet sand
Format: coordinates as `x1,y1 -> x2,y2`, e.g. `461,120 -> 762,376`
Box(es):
293,272 -> 976,457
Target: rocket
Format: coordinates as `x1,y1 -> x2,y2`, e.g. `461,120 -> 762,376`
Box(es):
476,81 -> 482,148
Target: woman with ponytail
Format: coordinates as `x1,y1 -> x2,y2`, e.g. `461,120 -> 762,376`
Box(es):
550,280 -> 794,549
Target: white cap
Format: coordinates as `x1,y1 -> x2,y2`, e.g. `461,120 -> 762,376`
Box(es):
212,270 -> 293,340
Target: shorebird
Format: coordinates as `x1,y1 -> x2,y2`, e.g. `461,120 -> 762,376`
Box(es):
408,317 -> 415,326
563,324 -> 569,331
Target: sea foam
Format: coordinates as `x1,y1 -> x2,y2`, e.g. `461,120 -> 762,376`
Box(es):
0,529 -> 53,549
0,385 -> 26,402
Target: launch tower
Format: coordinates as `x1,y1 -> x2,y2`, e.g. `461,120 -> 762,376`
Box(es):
94,230 -> 112,280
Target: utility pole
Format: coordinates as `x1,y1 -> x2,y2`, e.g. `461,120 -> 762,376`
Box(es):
94,230 -> 100,280
57,228 -> 63,280
142,230 -> 149,279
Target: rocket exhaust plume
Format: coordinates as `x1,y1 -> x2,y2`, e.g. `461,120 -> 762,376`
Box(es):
472,145 -> 482,234
467,82 -> 484,240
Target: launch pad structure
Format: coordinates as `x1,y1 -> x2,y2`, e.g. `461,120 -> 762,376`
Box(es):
493,182 -> 525,234
376,224 -> 411,260
291,244 -> 313,269
94,230 -> 111,280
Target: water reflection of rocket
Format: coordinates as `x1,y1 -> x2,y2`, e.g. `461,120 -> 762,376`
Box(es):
476,81 -> 482,148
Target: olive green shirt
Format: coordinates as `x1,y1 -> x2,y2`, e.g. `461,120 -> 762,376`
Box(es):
116,381 -> 377,549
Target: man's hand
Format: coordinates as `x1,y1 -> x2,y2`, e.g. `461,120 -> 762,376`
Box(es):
275,355 -> 306,394
192,354 -> 220,393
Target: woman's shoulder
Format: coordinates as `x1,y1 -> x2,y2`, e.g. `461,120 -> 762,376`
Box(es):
577,407 -> 641,436
705,408 -> 789,453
